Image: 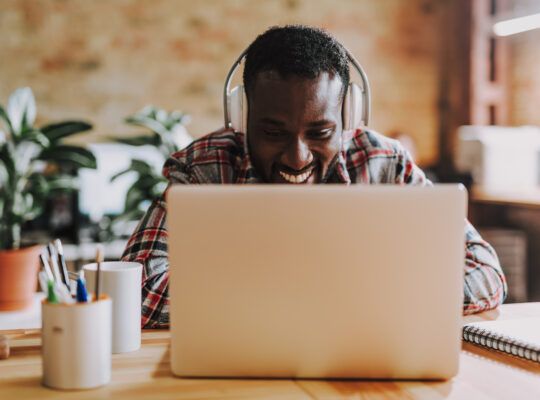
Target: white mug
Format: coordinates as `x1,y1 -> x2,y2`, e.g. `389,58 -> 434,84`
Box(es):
42,296 -> 112,389
84,261 -> 142,354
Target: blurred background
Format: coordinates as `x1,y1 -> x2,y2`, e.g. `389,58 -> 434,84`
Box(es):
0,0 -> 539,301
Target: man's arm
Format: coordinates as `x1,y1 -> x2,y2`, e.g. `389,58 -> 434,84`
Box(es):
462,220 -> 508,314
396,145 -> 507,313
121,192 -> 171,328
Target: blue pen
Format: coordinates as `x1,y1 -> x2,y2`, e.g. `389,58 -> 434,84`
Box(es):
76,278 -> 89,303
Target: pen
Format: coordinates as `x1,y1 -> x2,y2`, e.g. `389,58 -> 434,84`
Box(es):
94,244 -> 103,301
39,250 -> 54,282
54,239 -> 70,292
47,243 -> 63,284
76,278 -> 89,303
38,270 -> 49,293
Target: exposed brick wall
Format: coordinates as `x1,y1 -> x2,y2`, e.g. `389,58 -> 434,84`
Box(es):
1,0 -> 446,166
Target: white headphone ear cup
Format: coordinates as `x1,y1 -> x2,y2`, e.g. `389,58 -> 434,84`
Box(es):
343,83 -> 363,131
342,85 -> 351,131
229,85 -> 246,133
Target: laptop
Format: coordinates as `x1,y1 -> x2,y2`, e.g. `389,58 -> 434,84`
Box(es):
167,184 -> 466,379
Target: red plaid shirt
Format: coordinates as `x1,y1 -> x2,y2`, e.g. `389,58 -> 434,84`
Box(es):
122,127 -> 507,328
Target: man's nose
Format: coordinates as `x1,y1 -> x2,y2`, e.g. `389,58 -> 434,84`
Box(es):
281,138 -> 314,171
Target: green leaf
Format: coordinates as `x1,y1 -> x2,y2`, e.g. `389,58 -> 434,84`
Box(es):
130,175 -> 161,192
127,159 -> 155,175
0,106 -> 13,135
25,172 -> 50,197
109,167 -> 130,182
40,121 -> 92,143
0,142 -> 16,179
125,115 -> 167,136
109,134 -> 158,147
46,174 -> 80,192
39,145 -> 97,169
124,185 -> 146,211
19,128 -> 50,148
7,87 -> 36,135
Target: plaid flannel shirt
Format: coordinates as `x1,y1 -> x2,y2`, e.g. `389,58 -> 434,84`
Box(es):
122,127 -> 508,328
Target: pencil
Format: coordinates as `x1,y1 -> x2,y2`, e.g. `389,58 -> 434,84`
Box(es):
94,244 -> 104,301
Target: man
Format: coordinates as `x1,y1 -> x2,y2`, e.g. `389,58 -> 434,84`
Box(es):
122,25 -> 507,328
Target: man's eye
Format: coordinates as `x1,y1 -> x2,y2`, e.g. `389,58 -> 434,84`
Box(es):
264,130 -> 286,137
308,129 -> 334,139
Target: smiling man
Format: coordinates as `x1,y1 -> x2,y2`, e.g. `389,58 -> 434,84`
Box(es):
122,25 -> 507,328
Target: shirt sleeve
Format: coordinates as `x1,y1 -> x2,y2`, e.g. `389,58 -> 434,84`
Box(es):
395,146 -> 507,314
462,221 -> 508,314
121,191 -> 171,328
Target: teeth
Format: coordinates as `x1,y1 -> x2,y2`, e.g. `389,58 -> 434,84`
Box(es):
279,170 -> 311,183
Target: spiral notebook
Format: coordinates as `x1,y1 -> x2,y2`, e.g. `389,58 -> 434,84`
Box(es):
463,318 -> 540,363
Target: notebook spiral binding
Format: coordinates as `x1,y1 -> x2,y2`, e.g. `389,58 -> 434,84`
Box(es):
462,326 -> 540,363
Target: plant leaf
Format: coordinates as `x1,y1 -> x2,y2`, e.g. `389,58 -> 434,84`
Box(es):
46,174 -> 80,192
20,128 -> 50,148
0,142 -> 16,182
124,185 -> 145,211
39,145 -> 97,169
7,87 -> 36,135
15,141 -> 42,176
40,121 -> 92,143
125,115 -> 167,136
0,106 -> 13,135
25,172 -> 50,199
108,134 -> 158,147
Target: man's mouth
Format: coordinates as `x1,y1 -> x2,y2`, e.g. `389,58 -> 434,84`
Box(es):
278,168 -> 314,184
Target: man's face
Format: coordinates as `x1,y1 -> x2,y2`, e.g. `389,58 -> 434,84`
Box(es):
247,71 -> 344,184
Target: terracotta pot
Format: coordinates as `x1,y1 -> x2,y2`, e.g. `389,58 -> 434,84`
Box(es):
0,244 -> 42,311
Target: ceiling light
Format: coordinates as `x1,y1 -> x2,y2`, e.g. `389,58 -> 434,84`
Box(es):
493,12 -> 540,36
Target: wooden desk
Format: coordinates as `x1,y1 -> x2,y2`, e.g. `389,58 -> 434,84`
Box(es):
1,303 -> 539,399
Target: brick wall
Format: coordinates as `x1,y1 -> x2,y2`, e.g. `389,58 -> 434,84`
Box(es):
1,0 -> 449,166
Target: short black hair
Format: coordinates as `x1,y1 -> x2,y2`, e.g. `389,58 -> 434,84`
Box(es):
243,25 -> 350,100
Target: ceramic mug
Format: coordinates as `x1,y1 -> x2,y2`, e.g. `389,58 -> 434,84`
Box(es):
83,261 -> 142,354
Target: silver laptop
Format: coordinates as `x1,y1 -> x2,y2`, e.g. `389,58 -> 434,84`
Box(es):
167,184 -> 466,379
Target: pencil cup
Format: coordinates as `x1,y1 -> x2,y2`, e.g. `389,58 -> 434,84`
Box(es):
83,261 -> 142,354
41,296 -> 112,390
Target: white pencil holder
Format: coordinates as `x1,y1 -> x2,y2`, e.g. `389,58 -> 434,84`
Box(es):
41,295 -> 112,390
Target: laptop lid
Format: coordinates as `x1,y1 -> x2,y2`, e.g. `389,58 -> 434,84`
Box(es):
167,184 -> 466,379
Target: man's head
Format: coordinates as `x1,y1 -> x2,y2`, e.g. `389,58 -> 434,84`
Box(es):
243,25 -> 350,184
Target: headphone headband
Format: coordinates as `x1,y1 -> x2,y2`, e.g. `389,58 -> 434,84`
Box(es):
223,45 -> 371,129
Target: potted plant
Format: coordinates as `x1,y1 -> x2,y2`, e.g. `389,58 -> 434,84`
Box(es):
105,105 -> 191,237
0,87 -> 97,310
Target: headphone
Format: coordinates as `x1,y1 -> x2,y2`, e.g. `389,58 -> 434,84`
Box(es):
223,46 -> 371,133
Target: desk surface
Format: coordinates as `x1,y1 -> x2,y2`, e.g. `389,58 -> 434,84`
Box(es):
1,303 -> 539,399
